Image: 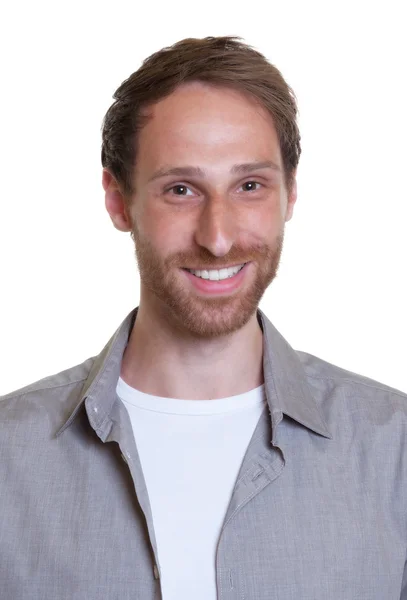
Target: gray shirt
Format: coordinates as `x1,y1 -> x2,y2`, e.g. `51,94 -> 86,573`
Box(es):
1,306 -> 407,599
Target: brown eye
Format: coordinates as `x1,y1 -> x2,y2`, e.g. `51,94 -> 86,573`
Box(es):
166,185 -> 193,196
241,181 -> 261,192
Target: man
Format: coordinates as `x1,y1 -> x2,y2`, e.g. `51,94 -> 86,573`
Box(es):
1,35 -> 407,599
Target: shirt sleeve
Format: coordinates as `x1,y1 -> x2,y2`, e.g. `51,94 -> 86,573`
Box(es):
400,557 -> 407,598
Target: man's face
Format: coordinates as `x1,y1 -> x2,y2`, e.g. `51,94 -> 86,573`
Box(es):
126,82 -> 296,338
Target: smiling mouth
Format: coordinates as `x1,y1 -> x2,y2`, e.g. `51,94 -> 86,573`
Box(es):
182,263 -> 247,281
182,263 -> 246,270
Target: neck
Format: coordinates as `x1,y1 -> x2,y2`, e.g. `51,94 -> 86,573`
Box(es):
120,301 -> 264,401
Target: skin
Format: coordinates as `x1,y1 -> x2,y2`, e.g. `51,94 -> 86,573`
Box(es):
103,81 -> 297,400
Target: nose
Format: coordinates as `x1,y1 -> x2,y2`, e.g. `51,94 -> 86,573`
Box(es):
193,197 -> 235,258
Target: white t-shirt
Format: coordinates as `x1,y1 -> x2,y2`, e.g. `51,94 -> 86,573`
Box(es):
116,376 -> 266,600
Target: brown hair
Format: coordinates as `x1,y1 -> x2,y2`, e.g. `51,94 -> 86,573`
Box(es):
101,36 -> 301,202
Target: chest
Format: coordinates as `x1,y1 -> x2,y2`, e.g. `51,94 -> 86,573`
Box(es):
1,421 -> 406,600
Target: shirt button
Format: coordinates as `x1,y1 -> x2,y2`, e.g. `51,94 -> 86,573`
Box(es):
153,564 -> 160,580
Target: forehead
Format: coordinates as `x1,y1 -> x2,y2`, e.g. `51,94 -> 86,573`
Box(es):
136,82 -> 282,172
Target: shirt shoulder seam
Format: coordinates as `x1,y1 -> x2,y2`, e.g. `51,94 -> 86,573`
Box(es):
306,373 -> 407,400
0,376 -> 89,404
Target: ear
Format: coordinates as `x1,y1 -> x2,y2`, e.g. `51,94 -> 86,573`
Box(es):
285,176 -> 297,223
102,169 -> 133,233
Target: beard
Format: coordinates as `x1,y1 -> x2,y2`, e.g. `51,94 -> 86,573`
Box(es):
130,223 -> 285,339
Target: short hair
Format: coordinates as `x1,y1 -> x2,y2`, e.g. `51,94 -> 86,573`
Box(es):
101,36 -> 301,201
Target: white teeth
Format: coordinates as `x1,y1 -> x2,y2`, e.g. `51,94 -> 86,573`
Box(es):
187,264 -> 245,280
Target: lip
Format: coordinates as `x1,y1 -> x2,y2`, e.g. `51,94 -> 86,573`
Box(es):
183,263 -> 246,271
182,262 -> 250,295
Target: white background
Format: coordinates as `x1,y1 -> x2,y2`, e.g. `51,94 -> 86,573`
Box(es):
0,0 -> 406,395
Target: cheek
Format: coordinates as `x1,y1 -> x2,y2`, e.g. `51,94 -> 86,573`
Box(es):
140,208 -> 190,254
243,205 -> 281,239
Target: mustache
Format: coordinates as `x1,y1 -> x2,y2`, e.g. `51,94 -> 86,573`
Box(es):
170,248 -> 270,269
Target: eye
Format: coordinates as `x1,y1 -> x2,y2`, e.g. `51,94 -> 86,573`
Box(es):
165,184 -> 194,196
239,181 -> 262,192
164,180 -> 263,197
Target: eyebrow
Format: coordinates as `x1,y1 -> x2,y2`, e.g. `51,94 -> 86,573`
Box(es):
148,160 -> 281,182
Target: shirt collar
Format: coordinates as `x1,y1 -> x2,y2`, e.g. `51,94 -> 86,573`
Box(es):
56,306 -> 332,440
258,309 -> 332,439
